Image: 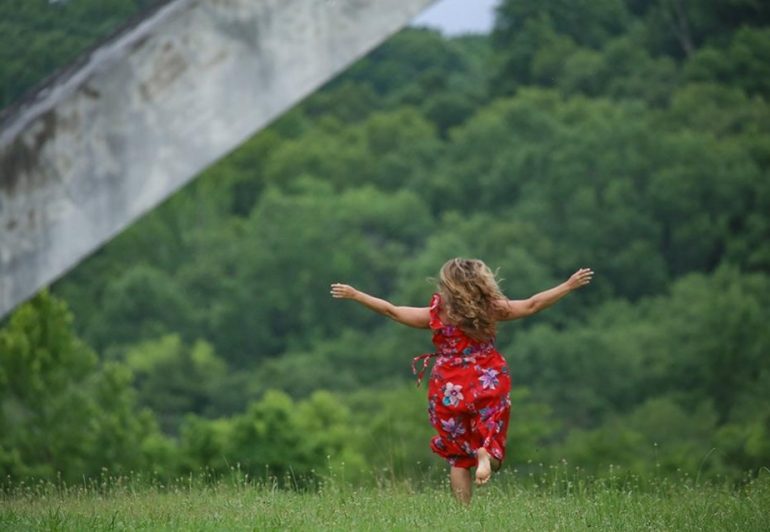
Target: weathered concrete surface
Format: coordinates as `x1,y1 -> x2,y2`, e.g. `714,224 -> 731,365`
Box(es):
0,0 -> 436,318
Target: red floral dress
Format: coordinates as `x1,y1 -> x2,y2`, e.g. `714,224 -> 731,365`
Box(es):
413,293 -> 512,469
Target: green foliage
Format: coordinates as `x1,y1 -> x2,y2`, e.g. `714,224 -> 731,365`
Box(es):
635,0 -> 770,59
178,389 -> 364,483
123,335 -> 227,433
717,377 -> 770,473
346,386 -> 436,478
686,27 -> 770,97
199,182 -> 433,365
0,293 -> 169,482
340,28 -> 477,103
506,268 -> 770,439
492,0 -> 770,102
557,397 -> 721,477
643,268 -> 770,421
89,265 -> 195,352
492,0 -> 631,90
3,1 -> 770,485
0,0 -> 154,109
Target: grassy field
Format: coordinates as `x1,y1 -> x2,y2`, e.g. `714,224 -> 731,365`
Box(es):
2,472 -> 769,531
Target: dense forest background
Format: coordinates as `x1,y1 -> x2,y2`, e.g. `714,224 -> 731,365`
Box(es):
2,0 -> 769,485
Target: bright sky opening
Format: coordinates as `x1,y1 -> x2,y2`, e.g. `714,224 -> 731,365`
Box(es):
411,0 -> 501,35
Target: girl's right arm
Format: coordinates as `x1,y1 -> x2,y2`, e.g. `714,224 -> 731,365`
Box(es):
495,268 -> 594,320
330,283 -> 430,329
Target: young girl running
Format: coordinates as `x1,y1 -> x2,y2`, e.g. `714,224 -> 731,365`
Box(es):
331,258 -> 593,504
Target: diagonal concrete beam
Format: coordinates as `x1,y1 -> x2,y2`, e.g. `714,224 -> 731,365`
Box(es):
0,0 -> 436,318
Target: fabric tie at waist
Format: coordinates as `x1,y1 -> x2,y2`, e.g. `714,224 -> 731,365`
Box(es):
412,352 -> 439,387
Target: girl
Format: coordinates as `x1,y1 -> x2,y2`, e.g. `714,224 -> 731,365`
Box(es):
330,258 -> 593,504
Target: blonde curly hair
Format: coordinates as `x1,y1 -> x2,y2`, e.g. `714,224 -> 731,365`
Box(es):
437,258 -> 504,340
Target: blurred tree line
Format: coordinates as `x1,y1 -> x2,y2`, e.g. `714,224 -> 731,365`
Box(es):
2,0 -> 769,485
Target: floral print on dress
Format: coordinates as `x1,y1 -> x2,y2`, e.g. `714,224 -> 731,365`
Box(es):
460,441 -> 475,457
423,293 -> 512,469
441,417 -> 466,440
478,368 -> 500,390
428,399 -> 438,426
442,382 -> 464,407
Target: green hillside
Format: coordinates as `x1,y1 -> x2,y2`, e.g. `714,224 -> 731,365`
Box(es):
1,0 -> 769,485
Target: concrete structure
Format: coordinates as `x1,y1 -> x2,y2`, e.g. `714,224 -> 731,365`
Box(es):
0,0 -> 435,318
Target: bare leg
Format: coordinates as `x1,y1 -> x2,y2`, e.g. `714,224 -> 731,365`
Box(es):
475,447 -> 501,486
450,466 -> 472,505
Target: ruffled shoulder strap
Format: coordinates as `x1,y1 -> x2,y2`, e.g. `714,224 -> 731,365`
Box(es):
429,293 -> 442,330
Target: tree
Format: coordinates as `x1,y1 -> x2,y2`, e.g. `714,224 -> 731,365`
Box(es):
196,182 -> 433,366
638,0 -> 770,59
123,335 -> 228,433
82,264 -> 196,353
0,0 -> 154,109
491,0 -> 631,91
685,27 -> 770,97
0,292 -> 168,482
179,390 -> 364,484
644,267 -> 770,421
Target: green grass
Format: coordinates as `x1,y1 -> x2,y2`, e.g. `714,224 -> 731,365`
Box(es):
2,473 -> 769,531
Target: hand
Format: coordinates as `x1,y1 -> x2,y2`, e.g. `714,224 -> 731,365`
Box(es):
330,283 -> 359,299
567,268 -> 594,290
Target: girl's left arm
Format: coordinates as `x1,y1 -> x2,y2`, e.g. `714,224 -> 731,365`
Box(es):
494,267 -> 594,320
330,283 -> 430,329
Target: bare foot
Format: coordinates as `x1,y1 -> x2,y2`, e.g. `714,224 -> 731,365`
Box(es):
475,447 -> 495,486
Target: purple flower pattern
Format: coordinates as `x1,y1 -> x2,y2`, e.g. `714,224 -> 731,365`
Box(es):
440,417 -> 466,440
478,368 -> 500,390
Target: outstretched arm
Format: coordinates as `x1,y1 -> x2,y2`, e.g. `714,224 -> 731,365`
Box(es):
495,268 -> 594,320
330,283 -> 430,329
